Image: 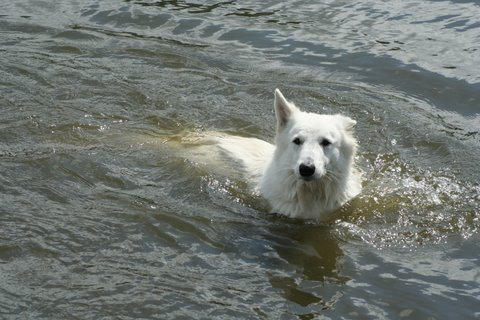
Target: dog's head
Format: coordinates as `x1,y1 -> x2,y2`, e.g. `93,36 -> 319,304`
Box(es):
273,89 -> 357,182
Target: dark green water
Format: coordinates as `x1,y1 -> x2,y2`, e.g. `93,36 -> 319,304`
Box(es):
1,1 -> 479,319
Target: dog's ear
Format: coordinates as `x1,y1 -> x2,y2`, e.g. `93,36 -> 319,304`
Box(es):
338,115 -> 356,132
274,89 -> 297,131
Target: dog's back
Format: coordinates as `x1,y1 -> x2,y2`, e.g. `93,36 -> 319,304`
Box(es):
216,135 -> 275,186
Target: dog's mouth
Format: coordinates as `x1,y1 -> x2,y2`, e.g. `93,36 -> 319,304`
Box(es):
298,173 -> 324,182
297,170 -> 326,182
299,175 -> 315,182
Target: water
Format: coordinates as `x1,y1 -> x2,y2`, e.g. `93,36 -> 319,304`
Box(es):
1,1 -> 479,319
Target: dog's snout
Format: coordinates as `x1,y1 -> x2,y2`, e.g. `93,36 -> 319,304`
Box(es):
299,163 -> 315,177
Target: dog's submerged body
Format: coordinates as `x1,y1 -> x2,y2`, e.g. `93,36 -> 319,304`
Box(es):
217,89 -> 361,221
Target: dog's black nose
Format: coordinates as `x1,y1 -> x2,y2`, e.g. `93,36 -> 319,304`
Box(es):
299,164 -> 315,177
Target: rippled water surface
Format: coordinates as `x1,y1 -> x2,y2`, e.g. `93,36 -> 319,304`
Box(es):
1,1 -> 479,319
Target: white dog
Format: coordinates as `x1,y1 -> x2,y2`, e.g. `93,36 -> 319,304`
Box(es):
216,89 -> 361,221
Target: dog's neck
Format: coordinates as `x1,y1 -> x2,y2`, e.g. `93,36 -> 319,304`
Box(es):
259,159 -> 357,220
296,173 -> 349,210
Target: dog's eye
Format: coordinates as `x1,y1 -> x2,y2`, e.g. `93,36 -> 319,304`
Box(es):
292,137 -> 302,145
320,139 -> 331,147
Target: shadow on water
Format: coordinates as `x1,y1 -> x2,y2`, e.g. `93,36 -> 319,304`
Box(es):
266,223 -> 347,309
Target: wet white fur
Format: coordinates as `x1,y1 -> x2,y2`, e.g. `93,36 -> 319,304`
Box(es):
217,89 -> 361,220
